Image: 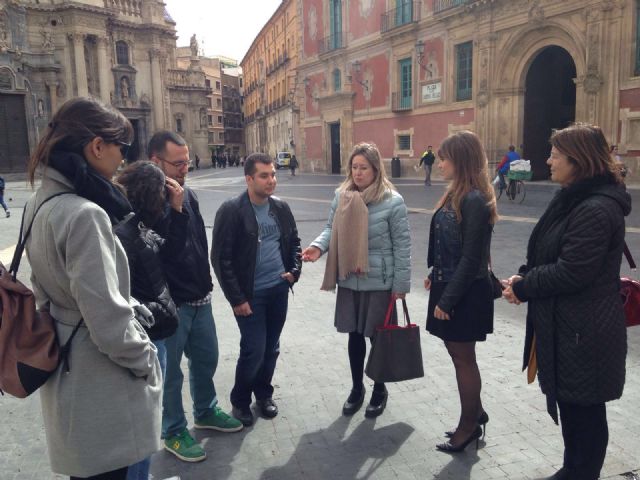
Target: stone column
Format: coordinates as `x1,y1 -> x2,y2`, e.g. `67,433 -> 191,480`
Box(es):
47,82 -> 58,114
72,33 -> 88,97
96,37 -> 110,103
149,48 -> 165,129
63,35 -> 74,100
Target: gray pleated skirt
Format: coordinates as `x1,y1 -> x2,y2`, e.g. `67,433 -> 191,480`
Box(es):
334,287 -> 396,338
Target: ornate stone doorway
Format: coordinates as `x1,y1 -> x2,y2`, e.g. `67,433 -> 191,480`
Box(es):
522,46 -> 576,179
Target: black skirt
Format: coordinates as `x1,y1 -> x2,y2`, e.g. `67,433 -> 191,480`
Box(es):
426,276 -> 494,342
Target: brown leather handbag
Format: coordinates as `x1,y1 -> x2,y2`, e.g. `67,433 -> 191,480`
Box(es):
0,193 -> 83,398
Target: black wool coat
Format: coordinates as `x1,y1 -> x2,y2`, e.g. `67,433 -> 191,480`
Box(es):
513,174 -> 631,423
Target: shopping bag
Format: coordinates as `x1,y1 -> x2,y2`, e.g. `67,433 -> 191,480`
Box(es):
365,295 -> 424,383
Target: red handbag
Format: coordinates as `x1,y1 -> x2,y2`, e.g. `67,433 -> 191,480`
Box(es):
622,244 -> 640,328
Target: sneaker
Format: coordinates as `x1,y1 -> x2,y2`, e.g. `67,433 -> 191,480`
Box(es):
194,406 -> 243,432
256,398 -> 278,418
163,429 -> 206,462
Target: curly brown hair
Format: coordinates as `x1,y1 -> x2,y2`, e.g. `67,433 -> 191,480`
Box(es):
116,161 -> 166,226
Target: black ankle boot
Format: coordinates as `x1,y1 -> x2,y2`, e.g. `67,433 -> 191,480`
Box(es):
342,386 -> 365,415
365,387 -> 388,418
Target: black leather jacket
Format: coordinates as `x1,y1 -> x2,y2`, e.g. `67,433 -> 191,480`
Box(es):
211,191 -> 302,307
427,190 -> 492,314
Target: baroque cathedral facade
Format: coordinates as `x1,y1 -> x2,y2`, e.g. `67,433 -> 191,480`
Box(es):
0,0 -> 209,171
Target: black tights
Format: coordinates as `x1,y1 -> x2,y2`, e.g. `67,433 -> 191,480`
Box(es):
348,332 -> 385,392
444,341 -> 484,444
70,467 -> 128,480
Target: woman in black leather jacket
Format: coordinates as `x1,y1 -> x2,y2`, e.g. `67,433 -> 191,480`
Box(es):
424,131 -> 498,453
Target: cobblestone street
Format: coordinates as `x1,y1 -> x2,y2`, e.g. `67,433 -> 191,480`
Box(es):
1,168 -> 639,480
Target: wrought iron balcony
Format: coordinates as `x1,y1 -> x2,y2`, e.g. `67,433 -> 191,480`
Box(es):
392,92 -> 413,112
381,1 -> 420,33
433,0 -> 469,14
318,32 -> 345,55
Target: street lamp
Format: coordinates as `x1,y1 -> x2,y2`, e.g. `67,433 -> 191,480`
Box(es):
415,40 -> 427,70
352,61 -> 369,91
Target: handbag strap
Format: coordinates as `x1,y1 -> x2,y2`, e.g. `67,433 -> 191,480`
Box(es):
9,192 -> 72,280
383,295 -> 410,327
624,242 -> 636,270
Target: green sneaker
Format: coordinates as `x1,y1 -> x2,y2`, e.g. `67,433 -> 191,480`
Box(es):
163,429 -> 206,462
194,406 -> 244,432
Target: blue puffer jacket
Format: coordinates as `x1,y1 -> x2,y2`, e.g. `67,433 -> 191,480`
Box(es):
311,189 -> 411,293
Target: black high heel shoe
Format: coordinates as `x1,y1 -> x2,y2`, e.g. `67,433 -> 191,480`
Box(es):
342,386 -> 365,416
445,411 -> 489,438
364,387 -> 388,418
436,425 -> 483,453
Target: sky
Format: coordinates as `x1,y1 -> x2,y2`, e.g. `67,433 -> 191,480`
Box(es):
163,0 -> 283,64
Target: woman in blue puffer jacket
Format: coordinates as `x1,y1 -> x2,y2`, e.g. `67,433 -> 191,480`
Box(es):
302,142 -> 411,418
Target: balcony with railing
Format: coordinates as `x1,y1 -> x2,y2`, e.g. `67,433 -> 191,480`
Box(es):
318,32 -> 345,55
381,2 -> 420,33
434,0 -> 469,14
392,92 -> 413,112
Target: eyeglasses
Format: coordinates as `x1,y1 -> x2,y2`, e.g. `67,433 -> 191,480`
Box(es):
116,141 -> 131,159
156,156 -> 192,169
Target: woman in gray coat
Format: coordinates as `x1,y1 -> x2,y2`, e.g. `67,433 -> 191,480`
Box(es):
24,97 -> 162,480
504,124 -> 630,480
302,142 -> 411,418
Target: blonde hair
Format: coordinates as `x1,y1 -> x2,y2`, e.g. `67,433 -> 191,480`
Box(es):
436,131 -> 498,224
338,142 -> 395,204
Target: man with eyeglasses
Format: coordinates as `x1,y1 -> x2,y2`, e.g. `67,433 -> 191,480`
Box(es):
211,153 -> 302,426
148,131 -> 242,463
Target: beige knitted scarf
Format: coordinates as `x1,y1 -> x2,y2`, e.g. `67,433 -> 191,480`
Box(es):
321,185 -> 377,291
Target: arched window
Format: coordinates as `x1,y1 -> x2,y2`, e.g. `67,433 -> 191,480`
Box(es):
116,41 -> 129,65
333,68 -> 341,92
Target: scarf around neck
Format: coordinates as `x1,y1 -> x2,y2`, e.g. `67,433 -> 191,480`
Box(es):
320,183 -> 381,291
48,150 -> 132,224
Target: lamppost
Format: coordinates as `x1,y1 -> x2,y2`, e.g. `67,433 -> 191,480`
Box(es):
352,61 -> 369,91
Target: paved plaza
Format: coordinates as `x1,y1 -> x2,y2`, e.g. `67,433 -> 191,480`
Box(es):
1,167 -> 639,480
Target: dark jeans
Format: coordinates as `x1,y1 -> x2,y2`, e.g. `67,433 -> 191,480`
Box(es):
424,164 -> 432,185
558,401 -> 608,480
71,467 -> 128,480
231,282 -> 289,408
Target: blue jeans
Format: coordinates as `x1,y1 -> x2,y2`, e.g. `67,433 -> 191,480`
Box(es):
127,340 -> 167,480
0,193 -> 7,212
230,282 -> 289,408
162,302 -> 219,438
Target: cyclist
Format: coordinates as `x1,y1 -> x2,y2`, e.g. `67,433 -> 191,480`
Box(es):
496,145 -> 521,191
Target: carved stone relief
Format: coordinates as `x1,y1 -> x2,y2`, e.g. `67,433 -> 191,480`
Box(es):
358,0 -> 374,18
308,5 -> 317,41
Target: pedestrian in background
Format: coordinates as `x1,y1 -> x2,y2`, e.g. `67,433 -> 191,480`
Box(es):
503,124 -> 630,480
195,154 -> 200,170
290,154 -> 298,176
115,161 -> 186,480
212,153 -> 302,426
0,175 -> 9,217
419,145 -> 436,185
302,142 -> 411,419
25,97 -> 161,480
150,131 -> 242,463
424,130 -> 497,453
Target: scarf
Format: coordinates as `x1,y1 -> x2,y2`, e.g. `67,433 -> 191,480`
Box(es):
48,150 -> 132,224
320,184 -> 380,291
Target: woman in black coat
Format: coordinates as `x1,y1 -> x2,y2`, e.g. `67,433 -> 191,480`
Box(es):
503,124 -> 631,480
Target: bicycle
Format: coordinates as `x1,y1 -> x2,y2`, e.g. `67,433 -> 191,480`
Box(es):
494,170 -> 531,203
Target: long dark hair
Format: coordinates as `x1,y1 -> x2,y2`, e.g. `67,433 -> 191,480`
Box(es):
116,161 -> 166,226
28,97 -> 133,185
436,130 -> 498,224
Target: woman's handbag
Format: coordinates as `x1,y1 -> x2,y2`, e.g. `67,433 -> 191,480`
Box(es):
0,193 -> 83,398
621,243 -> 640,327
365,295 -> 424,383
